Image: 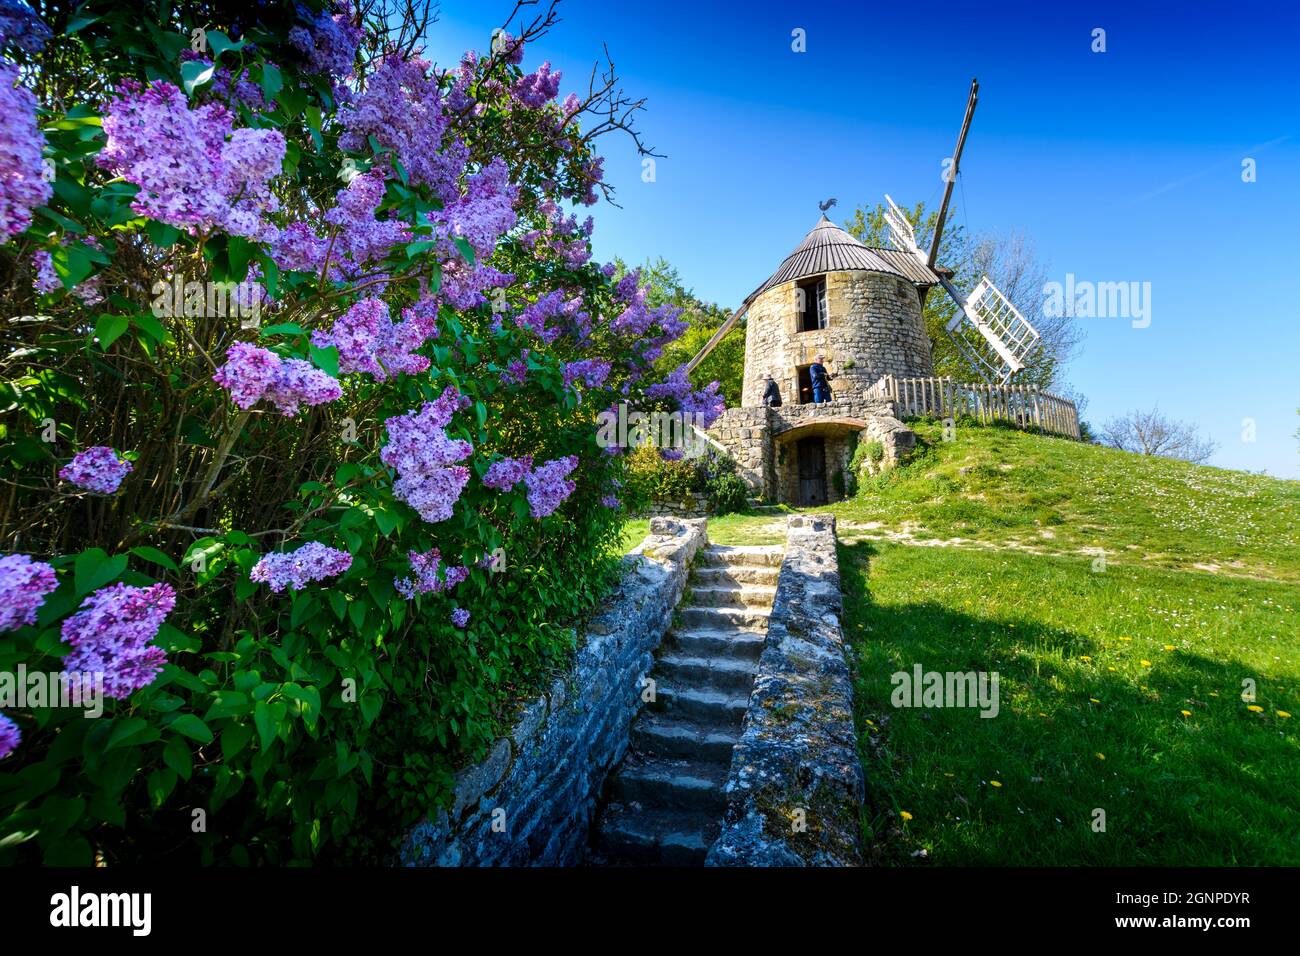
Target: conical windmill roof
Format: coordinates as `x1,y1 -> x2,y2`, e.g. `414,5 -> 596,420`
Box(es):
743,214 -> 944,305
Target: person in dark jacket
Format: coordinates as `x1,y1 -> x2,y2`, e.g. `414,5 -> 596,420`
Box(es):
761,373 -> 782,407
810,355 -> 832,404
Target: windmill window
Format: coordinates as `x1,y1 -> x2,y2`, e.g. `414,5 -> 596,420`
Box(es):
796,276 -> 828,332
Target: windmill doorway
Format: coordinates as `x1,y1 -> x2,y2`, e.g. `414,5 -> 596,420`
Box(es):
796,437 -> 827,506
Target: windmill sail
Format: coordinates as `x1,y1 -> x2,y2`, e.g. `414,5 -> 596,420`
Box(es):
940,276 -> 1040,383
884,194 -> 920,257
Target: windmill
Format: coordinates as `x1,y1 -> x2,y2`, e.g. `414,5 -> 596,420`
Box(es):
886,79 -> 1041,383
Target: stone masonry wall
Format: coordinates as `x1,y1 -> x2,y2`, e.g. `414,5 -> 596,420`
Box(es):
399,518 -> 706,866
741,271 -> 934,408
707,406 -> 771,498
706,513 -> 865,866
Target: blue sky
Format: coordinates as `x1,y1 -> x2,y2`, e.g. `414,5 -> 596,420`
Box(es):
424,0 -> 1300,478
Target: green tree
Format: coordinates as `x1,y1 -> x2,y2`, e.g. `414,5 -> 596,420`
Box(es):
613,257 -> 744,406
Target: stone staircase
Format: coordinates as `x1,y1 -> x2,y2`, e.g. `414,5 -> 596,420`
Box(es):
590,543 -> 783,865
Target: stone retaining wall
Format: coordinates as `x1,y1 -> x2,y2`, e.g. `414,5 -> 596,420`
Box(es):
399,517 -> 707,866
706,513 -> 865,866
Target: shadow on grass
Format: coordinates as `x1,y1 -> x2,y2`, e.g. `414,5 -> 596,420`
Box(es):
839,539 -> 1300,867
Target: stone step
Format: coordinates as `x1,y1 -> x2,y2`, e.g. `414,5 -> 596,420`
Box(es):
692,564 -> 780,586
657,652 -> 758,693
593,805 -> 718,866
687,583 -> 777,609
667,627 -> 765,660
610,755 -> 729,812
651,683 -> 750,726
680,605 -> 770,631
631,713 -> 740,761
695,545 -> 785,568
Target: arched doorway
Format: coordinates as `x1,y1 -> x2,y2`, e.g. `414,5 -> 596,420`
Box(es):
772,417 -> 869,506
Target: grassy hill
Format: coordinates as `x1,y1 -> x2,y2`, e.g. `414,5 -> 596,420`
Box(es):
624,423 -> 1300,864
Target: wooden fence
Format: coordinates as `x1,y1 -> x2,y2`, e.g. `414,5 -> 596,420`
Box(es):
867,375 -> 1081,440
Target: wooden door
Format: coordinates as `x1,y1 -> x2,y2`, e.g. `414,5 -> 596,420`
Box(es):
797,438 -> 827,506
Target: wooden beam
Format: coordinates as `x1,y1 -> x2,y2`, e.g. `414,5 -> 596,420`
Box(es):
928,78 -> 979,269
684,305 -> 747,374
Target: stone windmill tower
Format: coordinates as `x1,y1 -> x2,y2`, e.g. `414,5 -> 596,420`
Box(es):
691,79 -> 1041,508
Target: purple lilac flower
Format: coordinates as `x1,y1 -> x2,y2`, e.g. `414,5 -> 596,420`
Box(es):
289,1 -> 362,84
450,608 -> 470,629
61,582 -> 175,699
0,553 -> 58,632
59,446 -> 133,495
600,495 -> 621,509
563,359 -> 611,390
394,547 -> 468,599
0,1 -> 50,52
213,342 -> 342,416
0,63 -> 52,240
482,455 -> 532,491
524,455 -> 578,519
514,289 -> 583,343
512,61 -> 561,108
380,387 -> 474,523
500,350 -> 529,385
432,157 -> 518,260
311,297 -> 431,381
32,237 -> 105,304
0,712 -> 18,759
274,172 -> 409,278
338,55 -> 466,202
97,80 -> 285,241
250,541 -> 352,593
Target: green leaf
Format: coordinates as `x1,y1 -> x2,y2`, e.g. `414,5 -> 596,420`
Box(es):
52,244 -> 94,289
222,721 -> 254,760
131,311 -> 173,345
94,314 -> 129,350
260,322 -> 307,338
131,545 -> 178,571
145,220 -> 180,248
181,60 -> 216,96
168,713 -> 214,745
74,549 -> 128,595
206,30 -> 247,61
106,717 -> 151,751
254,700 -> 276,751
261,62 -> 282,102
309,343 -> 340,378
67,13 -> 101,33
147,769 -> 177,807
452,236 -> 476,266
405,239 -> 438,259
163,736 -> 193,780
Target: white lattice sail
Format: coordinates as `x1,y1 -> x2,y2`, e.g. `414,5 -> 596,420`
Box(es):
883,194 -> 921,258
943,276 -> 1040,383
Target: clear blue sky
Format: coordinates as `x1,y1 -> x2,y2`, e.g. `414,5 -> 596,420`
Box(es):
424,0 -> 1300,478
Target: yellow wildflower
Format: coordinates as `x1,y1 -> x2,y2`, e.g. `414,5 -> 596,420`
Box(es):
900,810 -> 913,821
1247,705 -> 1264,713
990,780 -> 1002,788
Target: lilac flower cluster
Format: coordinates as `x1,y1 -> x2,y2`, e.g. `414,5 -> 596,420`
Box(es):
482,455 -> 532,491
520,201 -> 594,270
59,446 -> 133,495
492,30 -> 525,65
289,0 -> 362,85
0,553 -> 58,633
432,157 -> 518,260
524,455 -> 579,518
645,364 -> 726,428
450,608 -> 471,629
250,541 -> 352,592
179,50 -> 268,109
98,81 -> 285,241
0,63 -> 52,239
514,289 -> 585,344
394,547 -> 469,599
311,297 -> 431,381
512,61 -> 562,108
500,350 -> 530,385
0,0 -> 50,52
0,711 -> 18,759
213,342 -> 342,416
339,55 -> 466,202
61,582 -> 176,699
563,359 -> 611,390
32,236 -> 105,304
380,387 -> 474,523
439,261 -> 514,312
600,495 -> 621,509
273,172 -> 409,278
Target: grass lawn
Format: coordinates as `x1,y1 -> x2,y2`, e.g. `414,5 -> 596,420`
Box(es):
843,541 -> 1299,865
621,422 -> 1300,864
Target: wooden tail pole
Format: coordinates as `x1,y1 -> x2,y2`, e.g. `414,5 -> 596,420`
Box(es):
684,304 -> 747,374
928,78 -> 979,270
